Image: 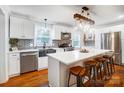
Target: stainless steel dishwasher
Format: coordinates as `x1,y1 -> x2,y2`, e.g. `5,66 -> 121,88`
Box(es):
20,52 -> 38,73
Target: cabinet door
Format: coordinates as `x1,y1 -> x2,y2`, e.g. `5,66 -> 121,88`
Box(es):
10,16 -> 23,38
38,57 -> 48,70
121,30 -> 124,40
121,39 -> 124,65
23,20 -> 34,39
53,26 -> 61,39
9,53 -> 20,76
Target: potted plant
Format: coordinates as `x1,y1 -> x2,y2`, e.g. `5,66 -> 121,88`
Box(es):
9,38 -> 18,51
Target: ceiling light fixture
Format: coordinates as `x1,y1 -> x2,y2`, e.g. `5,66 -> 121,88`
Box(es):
43,18 -> 47,32
73,6 -> 95,32
74,7 -> 95,24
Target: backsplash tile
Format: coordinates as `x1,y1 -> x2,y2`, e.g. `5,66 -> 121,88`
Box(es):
17,39 -> 34,50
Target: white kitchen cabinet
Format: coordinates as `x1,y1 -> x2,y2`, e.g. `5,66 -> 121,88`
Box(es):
53,25 -> 72,40
10,16 -> 34,39
53,26 -> 61,39
8,53 -> 20,77
121,30 -> 124,40
10,16 -> 23,38
23,20 -> 34,39
38,57 -> 48,70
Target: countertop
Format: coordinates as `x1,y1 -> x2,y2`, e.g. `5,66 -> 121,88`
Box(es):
47,49 -> 112,65
8,48 -> 64,54
9,49 -> 39,53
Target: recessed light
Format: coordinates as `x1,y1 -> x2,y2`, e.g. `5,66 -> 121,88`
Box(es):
118,15 -> 124,19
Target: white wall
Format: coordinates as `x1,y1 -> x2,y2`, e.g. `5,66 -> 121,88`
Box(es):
0,6 -> 9,84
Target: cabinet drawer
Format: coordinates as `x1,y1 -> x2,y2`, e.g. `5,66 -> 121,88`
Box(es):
9,53 -> 20,60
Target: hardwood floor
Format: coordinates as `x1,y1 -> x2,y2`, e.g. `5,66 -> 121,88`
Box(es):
0,69 -> 48,87
105,65 -> 124,87
0,65 -> 124,87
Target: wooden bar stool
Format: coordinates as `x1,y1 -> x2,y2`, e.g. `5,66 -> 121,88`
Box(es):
67,62 -> 93,87
67,66 -> 83,87
83,60 -> 101,81
77,60 -> 101,87
68,60 -> 102,87
103,53 -> 115,74
78,65 -> 92,87
94,56 -> 110,80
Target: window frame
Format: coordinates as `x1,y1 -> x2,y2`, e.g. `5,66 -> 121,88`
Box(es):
35,25 -> 52,47
72,32 -> 80,48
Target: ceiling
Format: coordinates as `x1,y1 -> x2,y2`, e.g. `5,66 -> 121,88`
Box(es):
8,5 -> 124,27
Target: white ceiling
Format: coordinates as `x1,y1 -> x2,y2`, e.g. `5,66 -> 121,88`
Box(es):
9,5 -> 124,27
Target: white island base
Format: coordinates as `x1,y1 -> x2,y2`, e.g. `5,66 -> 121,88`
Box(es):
48,56 -> 83,87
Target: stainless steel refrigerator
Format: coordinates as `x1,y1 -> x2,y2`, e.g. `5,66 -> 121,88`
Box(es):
101,32 -> 122,65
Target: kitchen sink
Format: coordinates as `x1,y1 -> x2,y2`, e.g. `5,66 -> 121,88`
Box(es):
47,49 -> 56,53
39,49 -> 56,57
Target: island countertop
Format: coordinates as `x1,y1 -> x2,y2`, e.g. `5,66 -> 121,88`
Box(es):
47,49 -> 112,65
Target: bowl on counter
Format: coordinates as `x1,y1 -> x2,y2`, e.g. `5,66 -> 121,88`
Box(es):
80,48 -> 89,53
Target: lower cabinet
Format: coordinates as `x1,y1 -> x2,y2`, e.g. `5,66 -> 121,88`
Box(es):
38,56 -> 48,70
8,53 -> 20,77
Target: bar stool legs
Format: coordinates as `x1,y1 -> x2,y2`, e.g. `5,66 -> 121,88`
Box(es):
68,72 -> 71,87
93,66 -> 97,81
106,62 -> 111,76
96,65 -> 102,80
110,57 -> 115,74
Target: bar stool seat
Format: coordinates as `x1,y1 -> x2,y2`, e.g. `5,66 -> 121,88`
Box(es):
94,57 -> 106,63
84,60 -> 98,66
70,66 -> 83,75
103,55 -> 111,59
78,67 -> 86,77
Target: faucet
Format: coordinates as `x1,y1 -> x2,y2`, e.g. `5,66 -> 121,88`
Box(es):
43,42 -> 46,49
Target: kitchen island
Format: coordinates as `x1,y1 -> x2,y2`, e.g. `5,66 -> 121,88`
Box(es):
47,49 -> 112,87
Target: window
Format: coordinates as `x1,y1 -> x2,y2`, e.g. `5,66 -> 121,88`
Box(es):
72,33 -> 80,47
35,27 -> 51,46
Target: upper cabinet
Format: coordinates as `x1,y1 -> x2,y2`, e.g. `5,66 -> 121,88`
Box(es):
23,19 -> 34,39
10,16 -> 23,39
10,16 -> 34,39
52,25 -> 72,40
